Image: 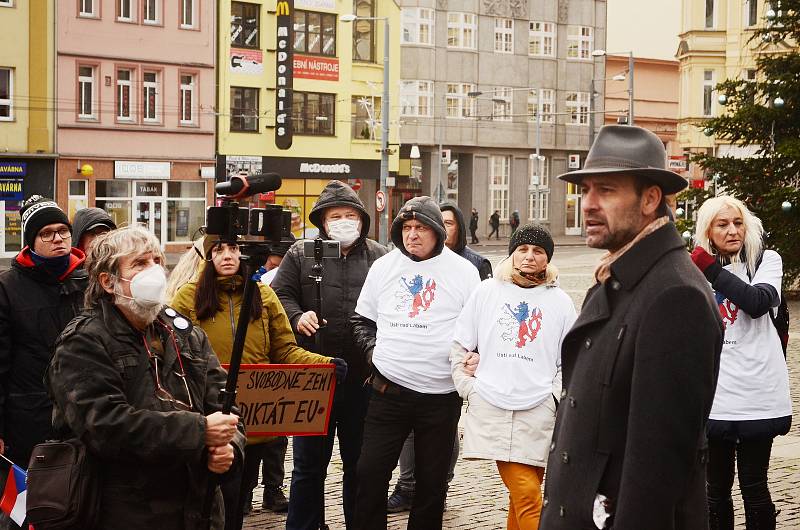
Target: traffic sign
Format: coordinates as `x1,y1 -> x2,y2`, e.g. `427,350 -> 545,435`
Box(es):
348,178 -> 362,191
376,190 -> 386,212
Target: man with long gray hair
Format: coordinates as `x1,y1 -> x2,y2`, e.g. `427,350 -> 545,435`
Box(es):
46,226 -> 245,530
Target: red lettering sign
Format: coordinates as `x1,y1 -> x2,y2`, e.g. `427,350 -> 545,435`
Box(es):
293,55 -> 340,81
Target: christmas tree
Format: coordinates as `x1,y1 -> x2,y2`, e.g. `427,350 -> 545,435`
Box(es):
691,2 -> 800,287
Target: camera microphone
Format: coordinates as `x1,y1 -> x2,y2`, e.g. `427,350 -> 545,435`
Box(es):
215,172 -> 282,199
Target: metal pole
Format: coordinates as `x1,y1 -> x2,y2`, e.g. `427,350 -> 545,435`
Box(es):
437,91 -> 443,202
628,52 -> 635,125
589,79 -> 595,145
534,110 -> 541,224
379,17 -> 390,245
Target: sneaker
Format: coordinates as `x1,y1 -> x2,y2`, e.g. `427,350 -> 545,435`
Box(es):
387,488 -> 413,513
262,486 -> 289,513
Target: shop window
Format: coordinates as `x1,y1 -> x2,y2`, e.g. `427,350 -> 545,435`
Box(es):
274,178 -> 330,239
167,182 -> 206,243
68,180 -> 88,220
352,96 -> 380,140
353,0 -> 375,62
231,2 -> 260,49
292,91 -> 335,135
95,180 -> 132,228
230,86 -> 259,132
293,10 -> 336,56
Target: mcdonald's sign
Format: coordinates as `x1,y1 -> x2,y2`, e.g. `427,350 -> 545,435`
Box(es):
275,0 -> 294,150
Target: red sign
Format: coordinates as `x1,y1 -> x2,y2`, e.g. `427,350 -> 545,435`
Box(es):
376,191 -> 386,212
294,55 -> 339,81
259,191 -> 276,202
348,178 -> 362,191
690,179 -> 706,189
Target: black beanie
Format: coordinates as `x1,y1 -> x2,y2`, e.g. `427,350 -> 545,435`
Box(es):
509,224 -> 554,261
20,195 -> 71,249
390,196 -> 446,259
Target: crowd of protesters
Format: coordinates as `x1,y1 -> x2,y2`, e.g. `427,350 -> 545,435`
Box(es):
0,124 -> 792,530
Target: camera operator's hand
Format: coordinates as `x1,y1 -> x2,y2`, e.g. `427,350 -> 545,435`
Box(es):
296,310 -> 327,336
207,443 -> 235,474
205,411 -> 239,446
331,357 -> 348,383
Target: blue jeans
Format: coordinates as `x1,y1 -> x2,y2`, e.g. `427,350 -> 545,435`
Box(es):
286,382 -> 370,530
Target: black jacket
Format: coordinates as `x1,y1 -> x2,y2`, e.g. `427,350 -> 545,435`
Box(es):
469,212 -> 479,231
541,224 -> 723,530
440,201 -> 492,280
272,181 -> 387,384
46,299 -> 245,530
0,248 -> 87,466
490,212 -> 500,228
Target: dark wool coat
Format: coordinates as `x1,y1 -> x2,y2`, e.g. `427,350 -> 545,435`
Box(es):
540,224 -> 723,530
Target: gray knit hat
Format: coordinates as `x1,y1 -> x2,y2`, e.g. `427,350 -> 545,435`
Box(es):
509,224 -> 554,261
390,196 -> 446,259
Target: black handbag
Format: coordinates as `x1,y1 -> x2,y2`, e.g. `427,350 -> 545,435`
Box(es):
25,438 -> 101,530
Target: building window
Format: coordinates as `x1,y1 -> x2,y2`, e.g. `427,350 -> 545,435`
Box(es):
79,0 -> 96,17
399,80 -> 433,117
117,0 -> 132,21
68,180 -> 88,220
494,18 -> 514,53
143,0 -> 159,24
703,70 -> 715,117
142,71 -> 159,122
566,91 -> 590,125
116,69 -> 133,121
490,155 -> 510,220
567,26 -> 593,60
95,180 -> 132,229
529,21 -> 555,57
446,83 -> 475,119
351,96 -> 381,140
528,89 -> 554,124
167,182 -> 206,243
447,12 -> 476,49
292,91 -> 335,135
78,66 -> 95,119
528,156 -> 549,221
402,7 -> 434,45
744,69 -> 757,81
745,0 -> 758,26
705,0 -> 716,28
230,86 -> 259,132
180,74 -> 195,125
492,87 -> 512,121
231,2 -> 260,49
0,68 -> 11,120
293,10 -> 336,56
0,1 -> 13,7
180,0 -> 195,28
353,0 -> 375,62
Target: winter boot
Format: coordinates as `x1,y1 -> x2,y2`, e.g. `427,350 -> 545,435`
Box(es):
708,498 -> 734,530
744,502 -> 777,530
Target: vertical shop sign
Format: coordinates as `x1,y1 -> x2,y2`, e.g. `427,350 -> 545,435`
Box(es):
275,0 -> 294,150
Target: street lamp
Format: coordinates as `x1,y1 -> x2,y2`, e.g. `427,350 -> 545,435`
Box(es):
589,72 -> 626,145
342,13 -> 390,245
592,49 -> 635,126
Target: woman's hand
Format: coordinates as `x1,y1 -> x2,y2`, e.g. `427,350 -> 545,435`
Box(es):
462,351 -> 480,377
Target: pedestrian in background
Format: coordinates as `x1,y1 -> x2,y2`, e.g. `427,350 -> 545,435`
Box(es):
469,208 -> 479,244
71,206 -> 116,253
351,197 -> 480,529
0,196 -> 87,529
47,226 -> 246,530
692,196 -> 791,529
541,125 -> 723,529
489,210 -> 501,240
171,236 -> 342,530
272,180 -> 386,530
509,210 -> 521,236
452,225 -> 576,530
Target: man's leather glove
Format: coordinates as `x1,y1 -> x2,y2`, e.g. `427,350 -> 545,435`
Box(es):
331,358 -> 348,383
690,246 -> 722,282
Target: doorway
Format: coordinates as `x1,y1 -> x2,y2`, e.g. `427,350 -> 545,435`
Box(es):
565,183 -> 582,236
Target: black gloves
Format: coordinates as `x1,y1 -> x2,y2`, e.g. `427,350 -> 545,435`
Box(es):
331,357 -> 348,383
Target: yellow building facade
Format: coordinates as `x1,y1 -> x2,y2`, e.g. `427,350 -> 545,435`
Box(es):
0,0 -> 56,256
217,0 -> 401,239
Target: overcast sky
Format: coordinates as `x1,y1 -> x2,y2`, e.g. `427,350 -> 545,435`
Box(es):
606,0 -> 681,61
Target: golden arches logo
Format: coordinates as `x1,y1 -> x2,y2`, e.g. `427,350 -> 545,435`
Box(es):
276,1 -> 290,16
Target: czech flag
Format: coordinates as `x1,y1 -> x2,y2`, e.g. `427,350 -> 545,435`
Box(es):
0,464 -> 27,526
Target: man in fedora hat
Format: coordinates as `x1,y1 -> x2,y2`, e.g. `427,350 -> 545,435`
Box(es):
540,126 -> 723,529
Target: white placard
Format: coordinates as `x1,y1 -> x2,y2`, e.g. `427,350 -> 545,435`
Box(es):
115,161 -> 171,180
296,0 -> 335,9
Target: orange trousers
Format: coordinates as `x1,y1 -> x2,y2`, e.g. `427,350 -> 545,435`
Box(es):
496,460 -> 545,530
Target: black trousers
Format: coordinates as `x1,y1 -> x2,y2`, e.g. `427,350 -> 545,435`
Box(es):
354,388 -> 461,530
260,436 -> 288,488
469,227 -> 478,244
488,225 -> 500,240
221,442 -> 276,530
707,437 -> 774,522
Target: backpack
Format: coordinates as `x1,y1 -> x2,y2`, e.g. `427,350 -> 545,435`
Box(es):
752,252 -> 790,357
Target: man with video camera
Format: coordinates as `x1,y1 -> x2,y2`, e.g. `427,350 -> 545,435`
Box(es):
272,180 -> 387,530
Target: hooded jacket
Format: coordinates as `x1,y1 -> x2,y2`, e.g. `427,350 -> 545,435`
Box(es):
0,247 -> 87,466
390,196 -> 447,260
272,180 -> 387,384
439,201 -> 493,280
72,207 -> 117,249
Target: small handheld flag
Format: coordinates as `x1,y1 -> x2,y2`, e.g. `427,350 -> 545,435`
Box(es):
0,463 -> 27,525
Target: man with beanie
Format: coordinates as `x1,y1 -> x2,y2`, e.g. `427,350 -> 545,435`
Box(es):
386,200 -> 491,514
0,196 -> 87,527
540,126 -> 723,529
71,207 -> 117,253
351,196 -> 480,529
272,180 -> 387,529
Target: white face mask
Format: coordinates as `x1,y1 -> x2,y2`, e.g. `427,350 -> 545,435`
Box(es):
118,265 -> 167,306
326,218 -> 361,247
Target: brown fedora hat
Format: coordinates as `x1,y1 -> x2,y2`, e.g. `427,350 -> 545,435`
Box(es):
558,125 -> 688,195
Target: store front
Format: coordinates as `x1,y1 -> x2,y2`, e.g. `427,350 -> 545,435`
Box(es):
0,158 -> 55,257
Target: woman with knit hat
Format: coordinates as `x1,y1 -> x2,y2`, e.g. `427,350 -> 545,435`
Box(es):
451,224 -> 576,530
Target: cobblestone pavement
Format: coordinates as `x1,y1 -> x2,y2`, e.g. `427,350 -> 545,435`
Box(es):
244,246 -> 799,529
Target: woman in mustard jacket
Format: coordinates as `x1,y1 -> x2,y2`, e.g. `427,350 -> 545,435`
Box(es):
172,237 -> 341,530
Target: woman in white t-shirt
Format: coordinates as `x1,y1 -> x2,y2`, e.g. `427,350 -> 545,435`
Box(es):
451,225 -> 576,530
691,196 -> 791,530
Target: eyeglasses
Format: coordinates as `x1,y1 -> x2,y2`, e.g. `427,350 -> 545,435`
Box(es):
39,228 -> 72,242
141,322 -> 193,412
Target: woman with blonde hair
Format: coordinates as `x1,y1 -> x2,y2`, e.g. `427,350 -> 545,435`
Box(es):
164,238 -> 207,300
451,225 -> 576,530
691,195 -> 791,530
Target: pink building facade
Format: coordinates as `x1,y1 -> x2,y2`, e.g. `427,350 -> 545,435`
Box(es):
56,0 -> 215,251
